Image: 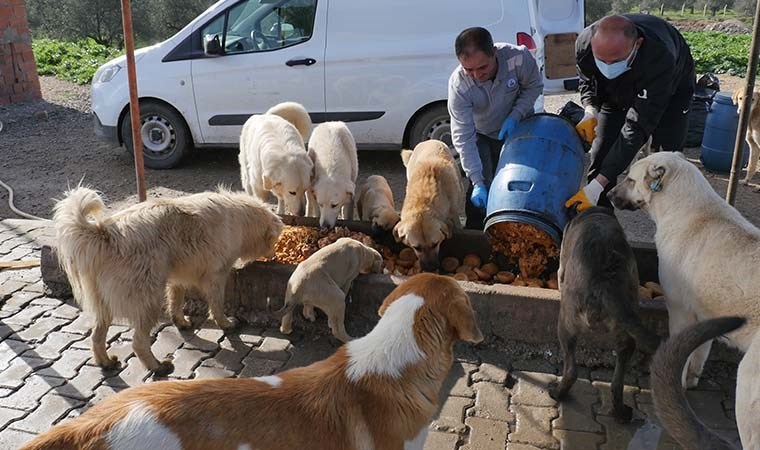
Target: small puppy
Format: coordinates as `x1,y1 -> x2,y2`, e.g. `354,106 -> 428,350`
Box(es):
395,139 -> 464,272
20,274 -> 484,450
278,238 -> 383,342
732,88 -> 760,185
356,175 -> 400,234
651,317 -> 746,450
307,121 -> 359,228
53,187 -> 283,376
549,207 -> 660,423
239,101 -> 313,215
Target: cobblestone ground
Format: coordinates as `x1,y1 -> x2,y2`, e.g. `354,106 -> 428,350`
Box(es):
0,219 -> 741,450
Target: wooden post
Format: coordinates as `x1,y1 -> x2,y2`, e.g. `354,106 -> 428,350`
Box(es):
681,3 -> 686,15
120,0 -> 147,202
727,0 -> 760,205
723,4 -> 728,16
660,3 -> 665,15
703,4 -> 708,16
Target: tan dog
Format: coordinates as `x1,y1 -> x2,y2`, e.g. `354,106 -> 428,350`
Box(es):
239,101 -> 313,216
732,88 -> 760,185
53,187 -> 283,376
356,175 -> 400,233
20,274 -> 484,450
395,139 -> 464,272
307,121 -> 359,228
608,152 -> 760,448
278,237 -> 383,342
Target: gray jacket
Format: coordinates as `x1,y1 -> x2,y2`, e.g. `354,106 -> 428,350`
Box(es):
448,43 -> 543,185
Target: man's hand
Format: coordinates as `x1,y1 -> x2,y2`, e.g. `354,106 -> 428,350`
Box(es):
565,179 -> 605,212
498,117 -> 518,141
471,183 -> 488,209
575,106 -> 598,144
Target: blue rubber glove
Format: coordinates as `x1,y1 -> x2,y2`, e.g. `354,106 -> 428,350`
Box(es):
498,116 -> 518,141
471,183 -> 488,209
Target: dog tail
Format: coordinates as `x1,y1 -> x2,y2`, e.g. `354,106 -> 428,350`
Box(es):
651,316 -> 745,450
52,187 -> 108,311
266,101 -> 312,142
400,149 -> 413,167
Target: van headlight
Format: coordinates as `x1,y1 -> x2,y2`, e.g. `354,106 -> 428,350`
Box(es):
95,64 -> 121,83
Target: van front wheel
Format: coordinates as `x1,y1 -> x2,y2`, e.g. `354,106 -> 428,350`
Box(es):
121,101 -> 191,169
408,105 -> 457,160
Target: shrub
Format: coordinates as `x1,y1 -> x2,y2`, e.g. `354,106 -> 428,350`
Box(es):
32,38 -> 122,85
682,31 -> 752,76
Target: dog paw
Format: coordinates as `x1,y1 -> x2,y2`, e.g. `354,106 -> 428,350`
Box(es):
280,325 -> 293,335
152,360 -> 175,377
173,316 -> 193,330
302,306 -> 316,322
97,355 -> 121,371
613,404 -> 634,423
219,317 -> 240,334
740,179 -> 749,185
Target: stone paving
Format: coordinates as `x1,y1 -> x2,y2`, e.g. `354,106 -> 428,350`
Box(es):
0,218 -> 742,450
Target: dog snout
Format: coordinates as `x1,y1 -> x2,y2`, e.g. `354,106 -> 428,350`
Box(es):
418,249 -> 440,273
607,186 -> 636,211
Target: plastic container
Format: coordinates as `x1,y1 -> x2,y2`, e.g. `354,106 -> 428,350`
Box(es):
484,113 -> 585,243
700,91 -> 749,174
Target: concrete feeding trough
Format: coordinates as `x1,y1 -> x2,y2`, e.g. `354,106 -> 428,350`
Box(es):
41,215 -> 668,356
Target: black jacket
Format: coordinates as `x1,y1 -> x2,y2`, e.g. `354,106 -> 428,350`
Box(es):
576,14 -> 695,180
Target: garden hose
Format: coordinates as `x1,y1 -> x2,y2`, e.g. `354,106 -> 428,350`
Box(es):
0,179 -> 51,222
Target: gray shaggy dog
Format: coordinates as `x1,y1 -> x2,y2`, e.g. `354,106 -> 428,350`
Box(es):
549,207 -> 660,422
54,187 -> 283,376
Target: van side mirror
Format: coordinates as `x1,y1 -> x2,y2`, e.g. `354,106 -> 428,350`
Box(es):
204,34 -> 223,56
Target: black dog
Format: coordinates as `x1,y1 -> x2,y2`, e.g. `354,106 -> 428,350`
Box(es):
549,207 -> 660,422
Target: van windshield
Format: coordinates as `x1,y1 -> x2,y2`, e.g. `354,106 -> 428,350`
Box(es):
202,0 -> 317,55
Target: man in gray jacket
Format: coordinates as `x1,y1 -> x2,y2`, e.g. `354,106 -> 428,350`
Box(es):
448,27 -> 543,229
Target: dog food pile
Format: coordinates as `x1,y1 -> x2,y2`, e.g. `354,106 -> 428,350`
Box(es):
266,226 -> 377,264
487,221 -> 559,279
438,253 -> 558,289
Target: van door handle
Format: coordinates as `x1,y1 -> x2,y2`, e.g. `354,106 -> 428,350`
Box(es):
286,58 -> 316,67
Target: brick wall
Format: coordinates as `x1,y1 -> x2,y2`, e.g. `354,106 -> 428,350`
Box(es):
0,0 -> 41,106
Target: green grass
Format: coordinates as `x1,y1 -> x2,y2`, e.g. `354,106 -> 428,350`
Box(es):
682,31 -> 752,76
32,38 -> 122,85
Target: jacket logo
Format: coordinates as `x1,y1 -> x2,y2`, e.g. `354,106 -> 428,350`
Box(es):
637,89 -> 648,100
507,78 -> 517,89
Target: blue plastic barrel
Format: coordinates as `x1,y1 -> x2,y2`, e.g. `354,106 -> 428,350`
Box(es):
700,91 -> 749,173
484,113 -> 585,243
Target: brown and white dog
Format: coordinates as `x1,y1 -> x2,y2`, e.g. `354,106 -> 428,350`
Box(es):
395,140 -> 464,272
732,87 -> 760,185
53,187 -> 283,376
356,175 -> 400,234
20,273 -> 484,450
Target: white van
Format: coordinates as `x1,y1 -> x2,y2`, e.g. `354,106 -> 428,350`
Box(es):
91,0 -> 584,169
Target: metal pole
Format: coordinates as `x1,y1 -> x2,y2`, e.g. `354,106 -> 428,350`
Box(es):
726,0 -> 760,205
120,0 -> 147,202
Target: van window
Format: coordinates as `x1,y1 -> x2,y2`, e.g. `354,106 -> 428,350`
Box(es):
201,0 -> 317,55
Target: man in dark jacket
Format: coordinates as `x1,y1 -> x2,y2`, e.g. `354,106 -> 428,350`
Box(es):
566,14 -> 695,210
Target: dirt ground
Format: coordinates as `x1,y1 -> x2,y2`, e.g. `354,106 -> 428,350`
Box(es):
1,75 -> 759,243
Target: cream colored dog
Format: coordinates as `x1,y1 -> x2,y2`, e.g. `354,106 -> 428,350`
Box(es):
356,175 -> 399,233
20,274 -> 483,450
395,139 -> 464,272
608,152 -> 760,448
307,121 -> 359,228
732,88 -> 760,185
278,238 -> 383,342
53,187 -> 283,376
239,102 -> 313,216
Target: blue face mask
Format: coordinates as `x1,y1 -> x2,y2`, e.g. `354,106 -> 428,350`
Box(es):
594,42 -> 638,80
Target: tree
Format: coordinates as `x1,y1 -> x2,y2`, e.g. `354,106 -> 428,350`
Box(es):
586,0 -> 614,23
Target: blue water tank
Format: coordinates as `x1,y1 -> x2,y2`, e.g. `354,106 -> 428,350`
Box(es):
484,113 -> 585,243
700,91 -> 749,173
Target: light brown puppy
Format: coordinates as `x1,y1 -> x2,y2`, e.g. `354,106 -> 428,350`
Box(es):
356,175 -> 400,233
732,87 -> 760,185
20,274 -> 484,450
53,187 -> 283,376
279,237 -> 383,342
395,139 -> 464,272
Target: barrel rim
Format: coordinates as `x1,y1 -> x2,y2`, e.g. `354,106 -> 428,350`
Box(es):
483,210 -> 563,244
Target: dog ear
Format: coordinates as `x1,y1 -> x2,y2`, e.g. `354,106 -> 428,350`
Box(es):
446,293 -> 484,344
441,221 -> 453,239
400,149 -> 413,167
646,163 -> 666,192
263,175 -> 274,190
733,90 -> 740,105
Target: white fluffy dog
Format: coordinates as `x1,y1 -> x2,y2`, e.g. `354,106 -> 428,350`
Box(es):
239,102 -> 313,216
608,152 -> 760,448
53,187 -> 284,376
307,121 -> 358,228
